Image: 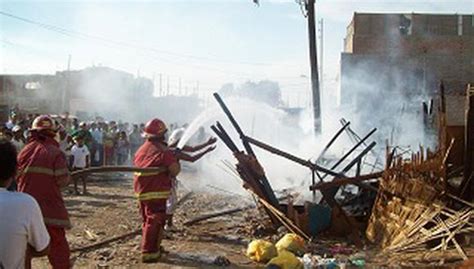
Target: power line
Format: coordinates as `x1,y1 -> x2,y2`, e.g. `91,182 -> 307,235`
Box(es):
0,10 -> 299,67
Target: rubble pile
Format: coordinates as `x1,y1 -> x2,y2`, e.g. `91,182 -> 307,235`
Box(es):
367,147 -> 473,265
208,93 -> 474,267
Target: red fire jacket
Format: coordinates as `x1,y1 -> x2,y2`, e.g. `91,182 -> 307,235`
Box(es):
17,134 -> 71,228
133,140 -> 176,201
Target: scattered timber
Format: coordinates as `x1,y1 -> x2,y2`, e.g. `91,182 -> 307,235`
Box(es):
71,191 -> 193,253
184,205 -> 254,226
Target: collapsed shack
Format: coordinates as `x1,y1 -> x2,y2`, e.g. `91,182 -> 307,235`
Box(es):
210,93 -> 381,241
367,145 -> 473,266
209,92 -> 473,266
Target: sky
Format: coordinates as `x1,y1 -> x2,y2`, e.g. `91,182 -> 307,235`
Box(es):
0,0 -> 472,106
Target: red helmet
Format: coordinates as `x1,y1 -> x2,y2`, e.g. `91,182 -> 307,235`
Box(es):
31,115 -> 57,132
143,118 -> 167,138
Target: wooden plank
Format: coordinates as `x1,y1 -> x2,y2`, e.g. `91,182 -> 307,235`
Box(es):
213,93 -> 279,208
320,128 -> 377,180
184,206 -> 254,226
315,120 -> 350,163
243,135 -> 343,178
310,172 -> 383,191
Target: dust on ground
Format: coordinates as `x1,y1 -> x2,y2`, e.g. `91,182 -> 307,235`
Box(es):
32,172 -> 264,268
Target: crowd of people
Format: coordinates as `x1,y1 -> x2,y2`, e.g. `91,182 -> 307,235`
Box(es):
0,109 -> 203,168
0,108 -> 217,268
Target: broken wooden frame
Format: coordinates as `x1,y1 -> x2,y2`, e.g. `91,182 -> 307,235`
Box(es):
367,142 -> 473,265
210,93 -> 383,242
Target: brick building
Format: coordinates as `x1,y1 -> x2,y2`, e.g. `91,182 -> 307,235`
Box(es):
339,13 -> 473,168
340,13 -> 473,106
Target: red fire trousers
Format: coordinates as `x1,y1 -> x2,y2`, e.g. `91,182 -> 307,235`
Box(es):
139,200 -> 167,258
46,225 -> 70,269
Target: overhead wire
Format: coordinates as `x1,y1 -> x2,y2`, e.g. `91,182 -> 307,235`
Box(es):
0,10 -> 302,67
1,10 -> 313,93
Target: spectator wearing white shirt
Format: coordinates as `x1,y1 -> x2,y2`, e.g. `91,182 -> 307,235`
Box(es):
0,138 -> 50,269
70,136 -> 90,195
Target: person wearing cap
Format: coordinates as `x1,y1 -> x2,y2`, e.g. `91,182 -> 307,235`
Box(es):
133,118 -> 180,263
16,115 -> 72,269
72,122 -> 93,149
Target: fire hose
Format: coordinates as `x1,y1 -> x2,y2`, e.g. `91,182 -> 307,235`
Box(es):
70,166 -> 167,178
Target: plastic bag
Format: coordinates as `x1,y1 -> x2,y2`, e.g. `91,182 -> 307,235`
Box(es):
266,250 -> 304,269
246,239 -> 278,263
275,233 -> 305,256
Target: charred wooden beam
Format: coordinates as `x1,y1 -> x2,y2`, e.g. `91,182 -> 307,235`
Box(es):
340,141 -> 377,175
211,122 -> 239,153
324,142 -> 378,199
184,205 -> 254,226
213,93 -> 279,209
310,172 -> 383,191
213,93 -> 255,156
315,120 -> 351,163
341,118 -> 381,165
242,135 -> 343,178
320,128 -> 377,180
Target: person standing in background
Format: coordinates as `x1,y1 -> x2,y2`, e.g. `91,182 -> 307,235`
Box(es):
70,135 -> 90,195
116,131 -> 130,165
90,122 -> 104,166
129,124 -> 143,160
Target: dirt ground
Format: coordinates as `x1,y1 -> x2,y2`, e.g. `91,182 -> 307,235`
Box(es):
32,172 -> 266,268
31,172 -> 473,269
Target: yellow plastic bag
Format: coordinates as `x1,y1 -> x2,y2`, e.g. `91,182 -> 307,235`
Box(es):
246,239 -> 278,263
275,233 -> 305,256
266,250 -> 304,269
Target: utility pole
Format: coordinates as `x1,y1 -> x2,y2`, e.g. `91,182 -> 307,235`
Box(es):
166,76 -> 170,95
319,18 -> 324,98
306,0 -> 322,135
62,54 -> 71,113
250,0 -> 321,133
178,77 -> 182,95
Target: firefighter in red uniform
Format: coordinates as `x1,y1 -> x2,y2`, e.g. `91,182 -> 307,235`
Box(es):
17,115 -> 71,269
133,118 -> 180,263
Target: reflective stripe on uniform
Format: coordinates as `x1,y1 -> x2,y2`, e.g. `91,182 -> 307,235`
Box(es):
134,170 -> 165,177
20,166 -> 69,177
142,252 -> 160,261
135,191 -> 170,201
44,217 -> 72,229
